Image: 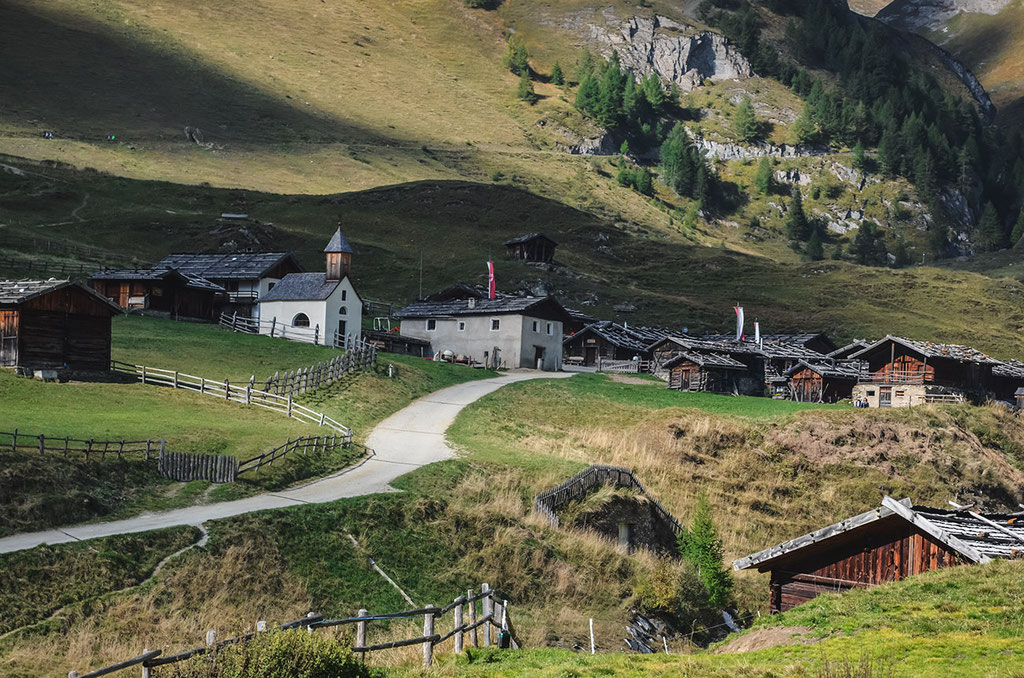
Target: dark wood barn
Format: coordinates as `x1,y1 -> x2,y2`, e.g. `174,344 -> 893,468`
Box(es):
90,269 -> 226,320
563,321 -> 669,367
734,497 -> 1024,614
664,351 -> 748,393
991,360 -> 1024,403
504,233 -> 557,263
787,360 -> 859,403
0,279 -> 121,372
849,336 -> 1001,407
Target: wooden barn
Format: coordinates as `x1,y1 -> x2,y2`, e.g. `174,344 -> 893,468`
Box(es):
0,279 -> 121,373
734,496 -> 1024,614
664,351 -> 748,393
90,269 -> 226,320
562,321 -> 670,367
849,336 -> 1001,407
786,360 -> 860,403
990,360 -> 1024,403
504,233 -> 557,263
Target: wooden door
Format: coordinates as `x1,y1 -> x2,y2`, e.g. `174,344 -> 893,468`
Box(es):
584,346 -> 597,365
0,310 -> 17,367
879,387 -> 892,408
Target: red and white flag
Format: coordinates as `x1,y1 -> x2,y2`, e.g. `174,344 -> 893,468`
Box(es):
734,306 -> 745,342
487,261 -> 496,299
754,320 -> 760,344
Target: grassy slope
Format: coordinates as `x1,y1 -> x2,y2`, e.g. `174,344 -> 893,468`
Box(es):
5,161 -> 1024,357
0,315 -> 495,534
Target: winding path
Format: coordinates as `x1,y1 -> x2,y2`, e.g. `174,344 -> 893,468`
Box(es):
0,371 -> 571,555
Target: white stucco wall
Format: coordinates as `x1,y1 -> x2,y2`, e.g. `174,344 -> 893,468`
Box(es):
257,278 -> 362,347
400,313 -> 562,370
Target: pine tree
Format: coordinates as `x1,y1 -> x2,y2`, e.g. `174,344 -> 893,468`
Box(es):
516,70 -> 536,104
975,202 -> 1005,251
616,156 -> 632,187
550,61 -> 564,86
735,95 -> 759,143
641,73 -> 666,112
805,227 -> 824,260
852,140 -> 867,173
1012,210 -> 1024,247
620,140 -> 630,157
755,157 -> 774,195
786,188 -> 810,241
678,493 -> 733,609
634,167 -> 654,195
682,201 -> 700,232
575,74 -> 600,114
577,48 -> 595,82
503,37 -> 529,76
791,104 -> 816,145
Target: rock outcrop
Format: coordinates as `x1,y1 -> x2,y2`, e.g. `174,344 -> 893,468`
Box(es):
590,15 -> 753,91
876,0 -> 1011,31
684,129 -> 828,161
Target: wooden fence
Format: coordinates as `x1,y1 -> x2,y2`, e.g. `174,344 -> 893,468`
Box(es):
158,451 -> 239,483
1,429 -> 164,461
219,312 -> 374,354
236,434 -> 347,475
597,358 -> 652,374
68,583 -> 520,677
261,344 -> 377,397
110,360 -> 353,442
534,465 -> 684,538
0,256 -> 103,280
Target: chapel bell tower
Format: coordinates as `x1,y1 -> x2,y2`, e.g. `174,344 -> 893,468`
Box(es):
324,227 -> 353,282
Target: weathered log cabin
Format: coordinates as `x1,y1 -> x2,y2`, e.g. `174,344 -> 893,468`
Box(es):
702,332 -> 837,356
786,360 -> 860,403
90,269 -> 226,320
663,351 -> 749,393
991,360 -> 1024,403
651,336 -> 766,395
503,233 -> 557,263
562,321 -> 670,367
734,496 -> 1024,614
849,336 -> 1001,407
0,279 -> 121,373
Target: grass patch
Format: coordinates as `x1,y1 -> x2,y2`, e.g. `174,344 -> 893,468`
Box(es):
0,527 -> 200,636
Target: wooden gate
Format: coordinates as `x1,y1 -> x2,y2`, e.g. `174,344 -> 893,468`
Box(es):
158,450 -> 239,483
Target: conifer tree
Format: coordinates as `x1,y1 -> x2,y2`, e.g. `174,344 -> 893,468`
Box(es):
975,202 -> 1004,251
575,74 -> 600,114
620,140 -> 630,156
641,73 -> 666,111
550,61 -> 564,86
678,493 -> 733,609
791,105 -> 816,145
852,140 -> 867,173
1012,210 -> 1024,247
786,188 -> 810,241
577,48 -> 595,82
503,37 -> 529,76
735,95 -> 758,143
682,201 -> 700,232
755,157 -> 774,195
516,70 -> 536,104
634,167 -> 654,195
805,227 -> 824,260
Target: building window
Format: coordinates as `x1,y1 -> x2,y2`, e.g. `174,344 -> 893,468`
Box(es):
426,319 -> 437,331
490,318 -> 500,331
458,321 -> 466,331
341,290 -> 347,301
267,282 -> 276,291
340,307 -> 347,315
866,390 -> 875,397
546,322 -> 553,336
292,313 -> 310,327
532,321 -> 539,332
895,390 -> 905,398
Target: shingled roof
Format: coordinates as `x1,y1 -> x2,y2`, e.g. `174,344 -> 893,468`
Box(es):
663,351 -> 748,370
90,268 -> 225,292
993,360 -> 1024,379
0,279 -> 122,312
395,295 -> 571,320
324,229 -> 353,254
787,360 -> 861,380
259,273 -> 339,302
503,232 -> 557,246
849,335 -> 1002,365
734,496 -> 1024,572
155,252 -> 299,280
828,340 -> 871,359
568,321 -> 672,353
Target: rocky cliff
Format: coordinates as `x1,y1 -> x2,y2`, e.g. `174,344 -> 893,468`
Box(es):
589,15 -> 753,91
875,0 -> 1012,30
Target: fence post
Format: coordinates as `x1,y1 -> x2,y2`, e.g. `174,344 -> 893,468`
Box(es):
160,438 -> 166,459
454,596 -> 464,654
11,428 -> 16,452
287,396 -> 293,418
314,324 -> 319,346
224,378 -> 230,400
256,620 -> 267,633
232,312 -> 238,332
306,611 -> 316,634
141,365 -> 146,384
141,648 -> 151,678
69,673 -> 77,678
319,412 -> 325,427
206,630 -> 216,648
482,583 -> 492,647
246,384 -> 251,405
423,604 -> 435,667
467,588 -> 478,648
270,317 -> 277,338
200,377 -> 205,394
39,434 -> 44,455
356,608 -> 367,662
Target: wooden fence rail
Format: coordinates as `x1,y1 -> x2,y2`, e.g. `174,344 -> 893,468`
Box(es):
1,429 -> 164,461
158,451 -> 239,483
69,584 -> 521,677
0,256 -> 105,280
534,465 -> 685,538
236,434 -> 347,475
597,358 -> 652,374
109,360 -> 353,442
261,344 -> 377,397
219,312 -> 376,356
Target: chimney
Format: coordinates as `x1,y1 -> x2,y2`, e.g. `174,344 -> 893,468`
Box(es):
468,297 -> 477,309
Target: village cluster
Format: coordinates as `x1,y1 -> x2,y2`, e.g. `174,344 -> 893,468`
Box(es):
4,229 -> 1024,411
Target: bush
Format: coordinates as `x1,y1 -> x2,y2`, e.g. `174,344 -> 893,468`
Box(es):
169,630 -> 374,678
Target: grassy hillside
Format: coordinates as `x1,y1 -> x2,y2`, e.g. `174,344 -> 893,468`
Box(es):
0,315 -> 494,534
4,160 -> 1024,357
